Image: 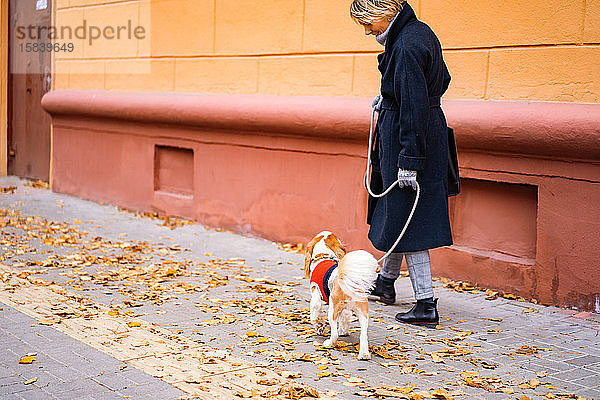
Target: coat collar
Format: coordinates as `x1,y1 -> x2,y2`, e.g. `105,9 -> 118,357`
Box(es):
384,2 -> 418,52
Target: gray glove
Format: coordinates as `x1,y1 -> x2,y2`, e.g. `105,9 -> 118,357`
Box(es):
372,94 -> 383,112
397,169 -> 418,190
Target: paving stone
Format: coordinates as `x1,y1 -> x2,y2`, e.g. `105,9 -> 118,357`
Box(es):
0,365 -> 18,379
2,177 -> 599,400
571,372 -> 600,389
11,387 -> 55,400
0,382 -> 32,396
565,355 -> 600,367
549,377 -> 588,393
576,387 -> 600,399
116,381 -> 184,398
0,375 -> 28,388
112,369 -> 160,386
550,366 -> 598,382
90,373 -> 138,392
72,388 -> 126,400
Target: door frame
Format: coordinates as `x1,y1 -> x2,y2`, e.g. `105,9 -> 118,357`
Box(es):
4,0 -> 54,182
1,0 -> 8,176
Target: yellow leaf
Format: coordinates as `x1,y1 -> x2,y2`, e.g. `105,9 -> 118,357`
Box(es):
255,378 -> 278,386
432,388 -> 454,399
18,356 -> 35,364
24,377 -> 37,385
317,365 -> 328,370
108,309 -> 119,316
347,377 -> 364,384
281,371 -> 301,379
246,331 -> 258,337
317,371 -> 332,377
529,378 -> 540,388
127,321 -> 141,328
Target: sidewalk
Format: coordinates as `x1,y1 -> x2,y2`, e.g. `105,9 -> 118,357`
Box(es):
0,176 -> 599,400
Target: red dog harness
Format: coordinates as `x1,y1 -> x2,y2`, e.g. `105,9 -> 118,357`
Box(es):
309,259 -> 338,304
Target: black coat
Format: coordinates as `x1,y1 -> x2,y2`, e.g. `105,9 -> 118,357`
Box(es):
367,3 -> 453,253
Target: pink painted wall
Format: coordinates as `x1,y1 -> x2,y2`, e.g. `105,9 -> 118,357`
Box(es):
42,91 -> 600,311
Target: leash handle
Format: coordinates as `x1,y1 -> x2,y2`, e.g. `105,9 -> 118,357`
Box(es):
364,105 -> 421,264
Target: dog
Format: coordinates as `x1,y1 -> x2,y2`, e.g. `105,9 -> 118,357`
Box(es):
304,231 -> 379,360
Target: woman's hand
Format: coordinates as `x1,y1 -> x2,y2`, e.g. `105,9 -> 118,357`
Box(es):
397,169 -> 418,190
372,94 -> 383,111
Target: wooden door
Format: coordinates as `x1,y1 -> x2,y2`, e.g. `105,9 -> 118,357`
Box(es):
8,0 -> 52,180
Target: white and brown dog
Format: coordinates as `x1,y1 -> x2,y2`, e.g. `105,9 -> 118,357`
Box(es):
304,231 -> 379,360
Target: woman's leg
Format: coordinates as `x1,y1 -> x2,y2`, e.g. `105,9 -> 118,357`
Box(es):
370,253 -> 403,305
396,250 -> 439,327
404,250 -> 434,300
380,252 -> 403,280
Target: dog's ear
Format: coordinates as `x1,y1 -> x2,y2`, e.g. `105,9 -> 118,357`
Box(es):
324,233 -> 347,260
304,234 -> 323,278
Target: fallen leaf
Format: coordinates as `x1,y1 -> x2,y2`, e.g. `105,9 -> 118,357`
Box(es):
256,378 -> 279,386
24,377 -> 37,385
281,371 -> 301,379
431,388 -> 454,399
127,321 -> 141,328
529,378 -> 540,388
18,356 -> 35,364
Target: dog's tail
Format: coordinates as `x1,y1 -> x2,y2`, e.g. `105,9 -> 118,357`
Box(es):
337,250 -> 379,302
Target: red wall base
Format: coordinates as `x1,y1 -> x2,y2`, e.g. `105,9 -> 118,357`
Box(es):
43,91 -> 600,311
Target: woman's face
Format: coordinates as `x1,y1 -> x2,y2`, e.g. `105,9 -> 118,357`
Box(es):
361,18 -> 392,36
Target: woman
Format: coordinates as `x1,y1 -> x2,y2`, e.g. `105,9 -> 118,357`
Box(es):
350,0 -> 453,327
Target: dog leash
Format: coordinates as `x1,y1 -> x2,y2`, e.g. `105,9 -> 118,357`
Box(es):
364,104 -> 421,264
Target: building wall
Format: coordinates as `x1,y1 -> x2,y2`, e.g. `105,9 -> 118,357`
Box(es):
53,0 -> 600,103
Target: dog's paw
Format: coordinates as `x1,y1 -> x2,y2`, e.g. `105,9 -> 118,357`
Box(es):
357,351 -> 371,360
322,339 -> 335,348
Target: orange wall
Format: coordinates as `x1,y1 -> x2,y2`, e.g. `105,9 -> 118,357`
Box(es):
53,0 -> 600,102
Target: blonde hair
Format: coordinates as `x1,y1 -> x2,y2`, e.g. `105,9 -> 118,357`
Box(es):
350,0 -> 405,25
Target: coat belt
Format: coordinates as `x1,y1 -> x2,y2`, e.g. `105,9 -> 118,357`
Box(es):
381,96 -> 441,110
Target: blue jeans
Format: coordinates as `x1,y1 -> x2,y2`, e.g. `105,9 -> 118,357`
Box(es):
380,250 -> 434,300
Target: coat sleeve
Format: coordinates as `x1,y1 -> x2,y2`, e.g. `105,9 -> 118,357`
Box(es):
393,45 -> 429,171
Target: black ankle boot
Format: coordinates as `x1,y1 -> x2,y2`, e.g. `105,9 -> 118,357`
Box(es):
370,275 -> 396,305
395,298 -> 439,327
